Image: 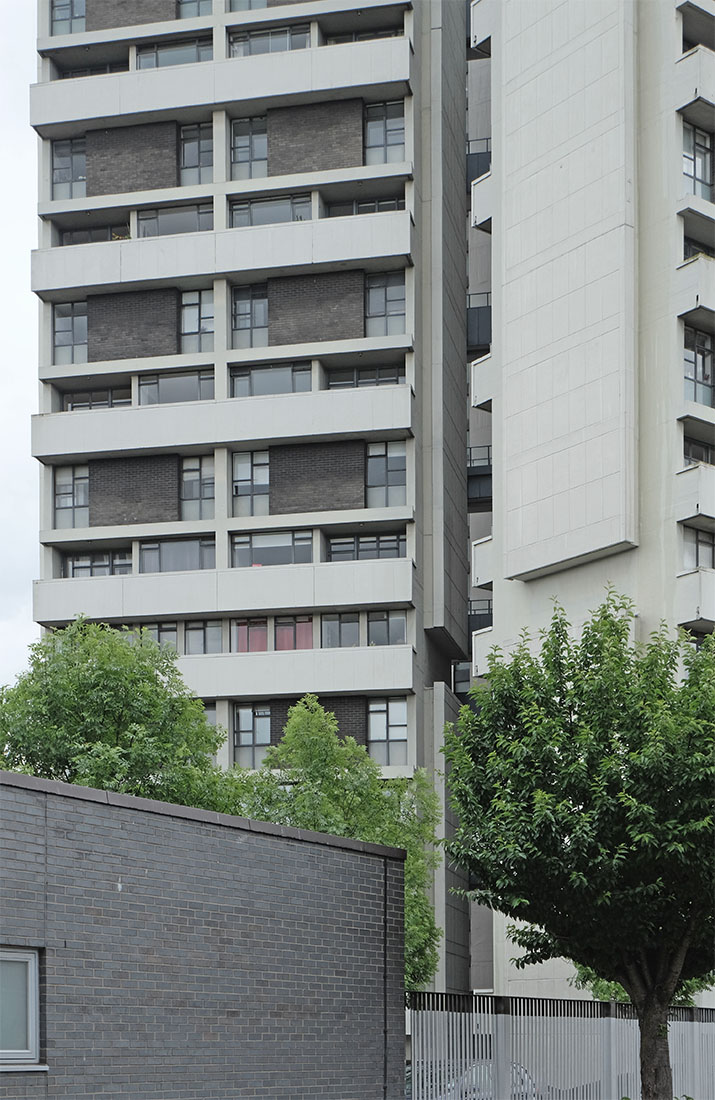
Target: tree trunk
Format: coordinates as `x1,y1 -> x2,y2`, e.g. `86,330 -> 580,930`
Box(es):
637,999 -> 672,1100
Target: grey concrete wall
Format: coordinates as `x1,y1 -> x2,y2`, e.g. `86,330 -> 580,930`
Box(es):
268,272 -> 364,345
267,100 -> 363,174
87,289 -> 180,361
270,696 -> 367,746
270,441 -> 366,514
89,456 -> 180,526
85,0 -> 177,31
0,771 -> 405,1100
86,123 -> 179,196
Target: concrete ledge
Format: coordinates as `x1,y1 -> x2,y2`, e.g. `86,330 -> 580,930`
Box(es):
0,769 -> 405,860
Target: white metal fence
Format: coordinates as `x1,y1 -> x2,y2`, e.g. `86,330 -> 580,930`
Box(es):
408,992 -> 715,1100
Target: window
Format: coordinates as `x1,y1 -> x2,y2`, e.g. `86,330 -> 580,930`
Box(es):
60,61 -> 129,78
229,25 -> 310,57
51,138 -> 86,199
327,197 -> 405,217
683,122 -> 713,201
684,527 -> 715,569
178,0 -> 212,15
181,291 -> 214,353
140,538 -> 215,573
232,284 -> 268,348
203,701 -> 217,726
231,117 -> 267,179
366,441 -> 406,507
321,613 -> 359,648
367,610 -> 406,646
232,451 -> 269,516
51,0 -> 85,35
180,124 -> 213,185
0,949 -> 39,1064
230,194 -> 311,228
54,464 -> 89,528
365,273 -> 406,336
685,436 -> 715,466
326,28 -> 402,44
230,0 -> 267,8
64,550 -> 132,577
325,363 -> 405,389
684,236 -> 715,260
275,616 -> 312,650
368,697 -> 407,765
364,101 -> 405,164
234,704 -> 270,769
139,370 -> 214,405
327,532 -> 406,561
139,622 -> 177,650
136,38 -> 213,68
231,362 -> 311,397
53,303 -> 87,365
684,325 -> 714,407
231,618 -> 268,652
60,225 -> 129,245
137,203 -> 213,237
185,620 -> 222,654
231,531 -> 312,567
62,387 -> 131,410
181,456 -> 215,520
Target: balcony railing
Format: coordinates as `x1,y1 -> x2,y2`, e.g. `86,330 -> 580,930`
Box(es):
467,444 -> 492,512
466,138 -> 492,187
468,597 -> 493,633
468,443 -> 492,467
467,292 -> 492,351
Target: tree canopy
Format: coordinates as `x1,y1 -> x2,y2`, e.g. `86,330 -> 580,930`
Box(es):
443,593 -> 715,1100
1,622 -> 441,990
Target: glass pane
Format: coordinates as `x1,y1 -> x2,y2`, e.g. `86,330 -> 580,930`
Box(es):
0,959 -> 29,1051
389,740 -> 408,765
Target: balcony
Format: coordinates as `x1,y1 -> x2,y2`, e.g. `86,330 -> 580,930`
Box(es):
466,292 -> 492,354
471,534 -> 493,589
34,558 -> 416,626
466,139 -> 491,190
471,351 -> 494,411
675,251 -> 715,330
32,385 -> 414,462
178,644 -> 414,700
471,169 -> 493,233
470,0 -> 494,58
32,211 -> 413,298
675,43 -> 715,130
675,567 -> 715,629
467,444 -> 492,512
468,597 -> 493,634
30,37 -> 412,134
675,461 -> 715,529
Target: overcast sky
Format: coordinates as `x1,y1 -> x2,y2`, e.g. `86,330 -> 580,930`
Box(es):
0,7 -> 41,687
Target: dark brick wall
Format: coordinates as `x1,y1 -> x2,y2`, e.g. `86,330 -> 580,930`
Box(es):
85,0 -> 177,31
89,456 -> 180,526
87,289 -> 180,361
268,271 -> 365,345
270,441 -> 366,514
270,696 -> 367,746
0,773 -> 404,1100
267,100 -> 363,174
86,123 -> 178,196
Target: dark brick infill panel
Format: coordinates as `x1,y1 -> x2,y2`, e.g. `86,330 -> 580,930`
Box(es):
85,0 -> 177,32
87,288 -> 180,361
86,122 -> 178,196
269,696 -> 368,747
268,271 -> 365,345
267,99 -> 363,175
89,454 -> 181,526
270,440 -> 366,514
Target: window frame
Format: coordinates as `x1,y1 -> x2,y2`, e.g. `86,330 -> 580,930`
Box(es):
231,618 -> 268,652
51,137 -> 86,199
62,387 -> 131,411
0,949 -> 40,1065
365,272 -> 406,337
180,291 -> 214,353
275,615 -> 313,651
684,324 -> 714,407
367,609 -> 407,646
230,193 -> 311,228
184,619 -> 223,655
228,24 -> 310,58
232,284 -> 268,348
137,203 -> 213,238
231,530 -> 313,568
64,550 -> 132,578
177,0 -> 212,15
321,612 -> 359,649
51,0 -> 86,35
684,526 -> 715,570
325,363 -> 405,389
54,464 -> 89,529
181,455 -> 215,520
139,537 -> 216,574
233,703 -> 271,769
136,38 -> 213,69
366,440 -> 407,507
230,362 -> 311,397
232,450 -> 270,516
364,100 -> 405,165
138,369 -> 214,406
326,532 -> 406,562
367,697 -> 408,766
179,123 -> 213,185
683,121 -> 713,201
53,302 -> 88,365
230,116 -> 268,180
684,436 -> 715,466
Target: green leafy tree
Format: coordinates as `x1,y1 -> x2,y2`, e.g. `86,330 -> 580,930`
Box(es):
213,695 -> 442,990
570,962 -> 712,1008
443,594 -> 715,1100
0,619 -> 221,802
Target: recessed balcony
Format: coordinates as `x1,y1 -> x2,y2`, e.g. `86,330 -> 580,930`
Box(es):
468,597 -> 492,634
675,43 -> 715,131
466,292 -> 492,355
466,139 -> 491,190
32,211 -> 413,298
675,566 -> 715,629
467,445 -> 492,513
30,37 -> 412,134
470,0 -> 493,58
34,558 -> 416,626
178,644 -> 414,700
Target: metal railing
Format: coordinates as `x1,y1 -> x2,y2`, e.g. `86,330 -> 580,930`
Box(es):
468,444 -> 492,467
408,992 -> 715,1100
466,138 -> 492,155
467,292 -> 492,309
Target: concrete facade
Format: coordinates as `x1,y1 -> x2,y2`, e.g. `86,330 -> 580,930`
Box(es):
30,0 -> 470,992
0,771 -> 405,1098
